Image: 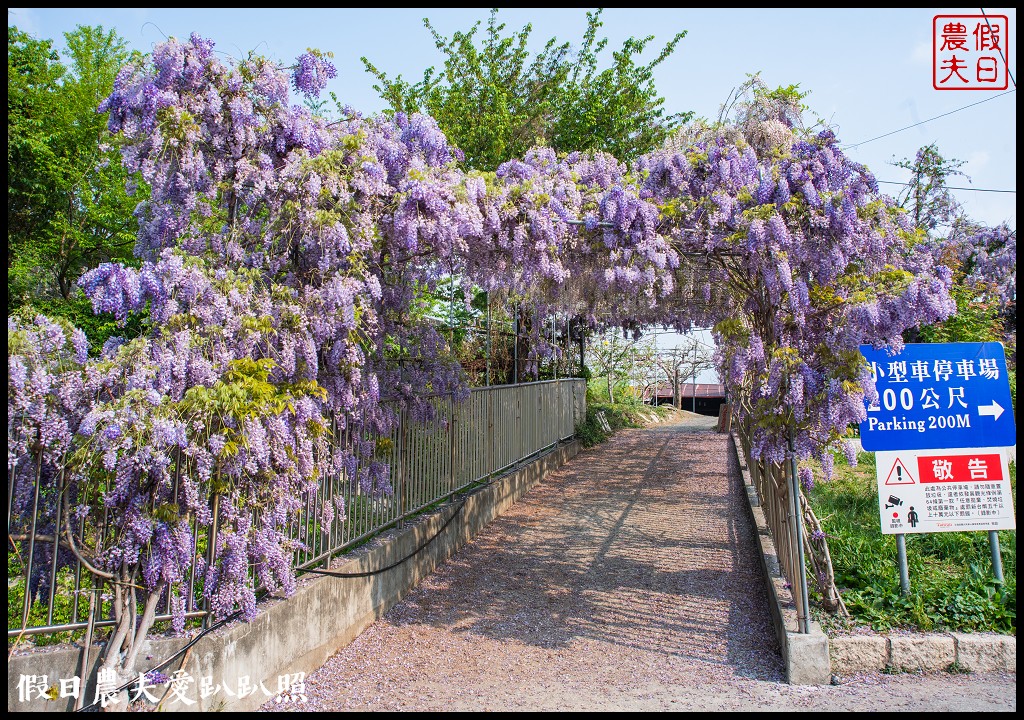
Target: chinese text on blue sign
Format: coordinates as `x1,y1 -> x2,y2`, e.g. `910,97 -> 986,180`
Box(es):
859,342 -> 1015,451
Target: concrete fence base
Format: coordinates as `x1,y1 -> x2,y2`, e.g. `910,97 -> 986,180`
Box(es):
728,431 -> 1015,683
729,432 -> 832,685
830,632 -> 1015,675
8,441 -> 580,713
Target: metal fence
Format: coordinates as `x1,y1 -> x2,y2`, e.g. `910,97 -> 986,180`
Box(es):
8,378 -> 586,641
737,419 -> 806,634
733,418 -> 810,633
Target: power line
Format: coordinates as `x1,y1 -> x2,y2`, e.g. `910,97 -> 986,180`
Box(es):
844,89 -> 1016,148
876,180 -> 1016,194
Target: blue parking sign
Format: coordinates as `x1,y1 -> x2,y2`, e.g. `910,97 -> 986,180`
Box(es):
859,342 -> 1016,451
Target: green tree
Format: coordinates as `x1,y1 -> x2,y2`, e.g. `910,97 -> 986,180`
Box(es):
8,25 -> 143,340
916,281 -> 1003,343
361,9 -> 690,380
586,331 -> 657,403
891,142 -> 970,239
361,8 -> 690,170
891,145 -> 1012,345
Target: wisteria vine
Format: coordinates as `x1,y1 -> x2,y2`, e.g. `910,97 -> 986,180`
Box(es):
12,32 -> 1009,680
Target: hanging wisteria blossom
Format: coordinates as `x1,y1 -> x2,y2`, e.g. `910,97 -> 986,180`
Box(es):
9,33 -> 977,687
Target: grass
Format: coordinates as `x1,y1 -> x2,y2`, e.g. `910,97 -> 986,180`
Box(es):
575,398 -> 678,447
807,446 -> 1016,636
7,566 -> 84,647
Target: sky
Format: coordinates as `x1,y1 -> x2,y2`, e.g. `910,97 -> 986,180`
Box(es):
9,8 -> 1018,383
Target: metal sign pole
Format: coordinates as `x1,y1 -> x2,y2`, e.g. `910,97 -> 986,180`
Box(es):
895,533 -> 910,595
863,343 -> 1017,597
989,530 -> 1004,583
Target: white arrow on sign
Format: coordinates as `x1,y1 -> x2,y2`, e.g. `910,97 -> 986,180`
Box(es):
978,400 -> 1004,421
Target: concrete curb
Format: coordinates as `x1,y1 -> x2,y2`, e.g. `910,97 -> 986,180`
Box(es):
728,432 -> 831,685
829,632 -> 1016,675
728,431 -> 1016,680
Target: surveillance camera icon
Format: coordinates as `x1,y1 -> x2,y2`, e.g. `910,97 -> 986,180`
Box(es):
885,495 -> 903,509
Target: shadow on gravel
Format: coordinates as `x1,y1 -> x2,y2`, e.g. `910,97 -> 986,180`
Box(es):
390,422 -> 786,682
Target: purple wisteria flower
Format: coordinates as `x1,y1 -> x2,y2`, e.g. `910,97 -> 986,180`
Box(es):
292,51 -> 337,96
7,31 -> 973,646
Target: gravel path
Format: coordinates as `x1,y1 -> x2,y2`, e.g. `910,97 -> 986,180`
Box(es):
263,413 -> 1016,712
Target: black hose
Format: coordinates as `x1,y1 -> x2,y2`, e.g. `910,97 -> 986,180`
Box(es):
75,485 -> 479,711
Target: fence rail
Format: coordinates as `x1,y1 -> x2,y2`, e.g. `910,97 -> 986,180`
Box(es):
7,378 -> 586,641
734,419 -> 809,633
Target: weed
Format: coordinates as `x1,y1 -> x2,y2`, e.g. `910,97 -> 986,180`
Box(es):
576,400 -> 678,447
808,449 -> 1016,635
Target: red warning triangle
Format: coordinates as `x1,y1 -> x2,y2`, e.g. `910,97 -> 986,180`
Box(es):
885,458 -> 916,485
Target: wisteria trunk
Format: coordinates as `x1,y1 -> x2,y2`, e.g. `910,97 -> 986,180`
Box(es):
800,492 -> 849,617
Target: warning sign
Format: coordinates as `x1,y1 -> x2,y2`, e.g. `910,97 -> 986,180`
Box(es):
875,447 -> 1015,534
884,459 -> 916,485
